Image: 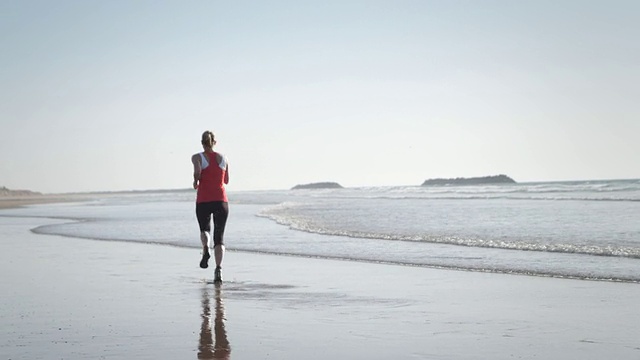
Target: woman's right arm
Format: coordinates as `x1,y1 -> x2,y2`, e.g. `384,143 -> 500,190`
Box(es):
191,154 -> 201,189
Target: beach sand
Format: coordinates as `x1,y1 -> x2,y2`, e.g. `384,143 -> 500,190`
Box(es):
0,194 -> 94,209
2,217 -> 640,360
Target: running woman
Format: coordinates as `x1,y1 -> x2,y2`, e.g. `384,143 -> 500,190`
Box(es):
192,131 -> 229,282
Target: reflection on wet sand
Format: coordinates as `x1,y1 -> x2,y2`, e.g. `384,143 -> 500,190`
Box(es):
198,284 -> 231,359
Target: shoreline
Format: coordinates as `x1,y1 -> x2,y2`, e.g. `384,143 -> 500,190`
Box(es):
0,193 -> 95,209
2,216 -> 640,359
3,203 -> 639,285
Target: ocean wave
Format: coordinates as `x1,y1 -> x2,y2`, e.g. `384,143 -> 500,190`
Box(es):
257,208 -> 640,259
294,180 -> 640,202
25,216 -> 640,283
7,212 -> 639,284
321,195 -> 640,202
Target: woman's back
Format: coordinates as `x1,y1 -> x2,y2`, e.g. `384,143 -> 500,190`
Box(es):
196,150 -> 228,203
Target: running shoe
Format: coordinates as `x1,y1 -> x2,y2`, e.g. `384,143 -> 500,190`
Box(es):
214,266 -> 222,283
200,252 -> 211,269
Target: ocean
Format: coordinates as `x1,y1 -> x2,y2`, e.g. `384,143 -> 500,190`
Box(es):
2,179 -> 639,283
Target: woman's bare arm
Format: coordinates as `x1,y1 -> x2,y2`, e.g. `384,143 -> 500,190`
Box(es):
191,154 -> 202,189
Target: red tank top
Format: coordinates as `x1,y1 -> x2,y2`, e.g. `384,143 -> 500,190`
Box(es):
196,151 -> 228,203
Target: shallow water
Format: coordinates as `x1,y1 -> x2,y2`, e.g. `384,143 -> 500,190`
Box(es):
2,179 -> 639,282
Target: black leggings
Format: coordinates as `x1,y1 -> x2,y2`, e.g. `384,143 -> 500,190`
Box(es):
196,201 -> 229,247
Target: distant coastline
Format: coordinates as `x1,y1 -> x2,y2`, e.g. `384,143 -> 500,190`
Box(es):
0,186 -> 41,197
421,175 -> 516,186
0,186 -> 89,209
291,182 -> 344,190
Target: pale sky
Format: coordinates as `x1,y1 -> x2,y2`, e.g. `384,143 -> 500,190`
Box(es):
1,0 -> 639,193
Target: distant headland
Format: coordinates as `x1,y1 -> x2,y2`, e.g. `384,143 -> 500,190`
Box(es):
0,186 -> 41,197
421,175 -> 516,186
291,182 -> 344,190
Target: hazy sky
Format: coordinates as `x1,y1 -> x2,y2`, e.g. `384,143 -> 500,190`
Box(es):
1,1 -> 639,193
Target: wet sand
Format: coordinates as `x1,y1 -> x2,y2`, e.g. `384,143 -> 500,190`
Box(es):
0,194 -> 93,209
2,216 -> 640,359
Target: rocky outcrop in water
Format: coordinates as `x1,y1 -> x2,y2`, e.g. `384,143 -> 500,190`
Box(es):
291,182 -> 344,190
421,175 -> 516,186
